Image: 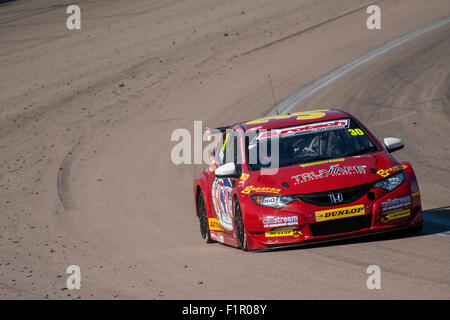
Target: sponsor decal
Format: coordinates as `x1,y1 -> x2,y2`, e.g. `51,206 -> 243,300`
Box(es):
210,231 -> 224,243
299,158 -> 345,168
376,164 -> 407,178
315,204 -> 365,222
291,164 -> 366,184
240,173 -> 250,181
255,120 -> 349,141
265,230 -> 294,238
222,132 -> 229,152
241,185 -> 281,195
383,209 -> 411,222
265,229 -> 303,238
211,178 -> 234,231
293,230 -> 303,238
237,173 -> 250,187
263,216 -> 299,228
208,218 -> 223,231
246,110 -> 327,125
381,196 -> 411,212
411,191 -> 421,206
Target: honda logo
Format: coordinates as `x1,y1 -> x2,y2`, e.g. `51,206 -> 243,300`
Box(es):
329,193 -> 343,204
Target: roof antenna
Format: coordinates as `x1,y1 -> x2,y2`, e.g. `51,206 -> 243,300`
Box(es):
267,74 -> 279,115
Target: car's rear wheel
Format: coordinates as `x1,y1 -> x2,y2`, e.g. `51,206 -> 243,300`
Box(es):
197,191 -> 213,243
234,198 -> 248,251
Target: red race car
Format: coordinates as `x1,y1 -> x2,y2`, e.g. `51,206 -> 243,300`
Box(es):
193,109 -> 423,251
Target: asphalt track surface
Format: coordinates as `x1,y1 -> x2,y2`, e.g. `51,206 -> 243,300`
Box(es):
0,0 -> 449,299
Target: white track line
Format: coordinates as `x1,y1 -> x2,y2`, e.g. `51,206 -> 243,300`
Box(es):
261,16 -> 450,237
262,15 -> 450,116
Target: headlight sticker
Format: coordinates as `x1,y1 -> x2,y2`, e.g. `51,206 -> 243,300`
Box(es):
376,164 -> 407,178
241,185 -> 281,194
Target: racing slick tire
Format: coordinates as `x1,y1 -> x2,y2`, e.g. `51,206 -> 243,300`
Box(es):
234,197 -> 248,251
197,191 -> 213,243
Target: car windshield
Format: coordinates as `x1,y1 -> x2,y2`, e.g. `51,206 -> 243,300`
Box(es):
246,118 -> 380,171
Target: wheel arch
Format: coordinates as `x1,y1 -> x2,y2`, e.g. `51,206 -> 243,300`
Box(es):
194,176 -> 211,218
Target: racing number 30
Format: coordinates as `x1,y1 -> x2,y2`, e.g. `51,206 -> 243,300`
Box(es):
348,129 -> 364,136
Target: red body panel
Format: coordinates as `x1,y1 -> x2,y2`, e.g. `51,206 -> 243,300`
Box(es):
193,109 -> 423,250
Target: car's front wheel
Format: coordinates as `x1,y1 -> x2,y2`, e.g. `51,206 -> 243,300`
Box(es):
197,191 -> 213,243
234,198 -> 248,251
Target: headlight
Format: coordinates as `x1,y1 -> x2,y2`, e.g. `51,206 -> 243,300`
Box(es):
250,195 -> 295,209
373,171 -> 405,191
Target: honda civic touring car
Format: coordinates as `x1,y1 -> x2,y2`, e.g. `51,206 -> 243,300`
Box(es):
193,109 -> 423,251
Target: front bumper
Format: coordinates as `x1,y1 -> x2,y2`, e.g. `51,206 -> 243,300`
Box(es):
239,176 -> 423,250
249,222 -> 423,252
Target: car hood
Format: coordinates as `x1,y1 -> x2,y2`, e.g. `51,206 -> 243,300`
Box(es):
249,153 -> 400,194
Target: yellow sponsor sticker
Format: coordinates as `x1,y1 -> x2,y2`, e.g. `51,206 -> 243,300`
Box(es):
299,158 -> 345,168
385,209 -> 410,221
239,173 -> 250,181
315,204 -> 365,222
241,185 -> 281,194
376,164 -> 408,178
208,218 -> 223,231
265,230 -> 294,238
246,110 -> 328,124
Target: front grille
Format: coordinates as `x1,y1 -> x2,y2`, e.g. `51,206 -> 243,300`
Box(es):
309,215 -> 372,237
295,183 -> 372,206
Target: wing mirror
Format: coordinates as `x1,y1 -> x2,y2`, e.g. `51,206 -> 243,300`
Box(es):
383,137 -> 404,153
215,162 -> 239,178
